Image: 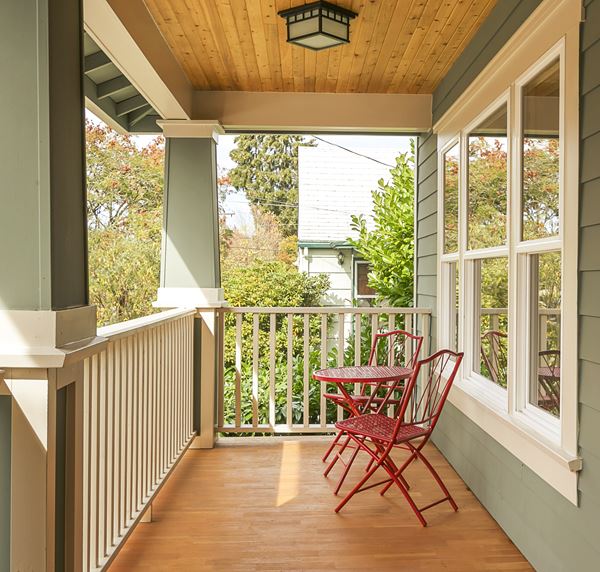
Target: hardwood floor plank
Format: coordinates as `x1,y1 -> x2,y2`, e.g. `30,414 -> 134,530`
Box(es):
109,437 -> 531,571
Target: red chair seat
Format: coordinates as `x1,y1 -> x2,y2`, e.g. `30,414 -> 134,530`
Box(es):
336,414 -> 428,444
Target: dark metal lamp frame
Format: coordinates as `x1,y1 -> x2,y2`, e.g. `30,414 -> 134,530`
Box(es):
278,1 -> 358,51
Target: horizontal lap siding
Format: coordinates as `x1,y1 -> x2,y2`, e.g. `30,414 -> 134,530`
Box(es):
579,0 -> 600,523
415,0 -> 600,569
416,132 -> 438,347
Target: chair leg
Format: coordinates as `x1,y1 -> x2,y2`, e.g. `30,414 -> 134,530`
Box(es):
334,461 -> 381,513
380,450 -> 418,496
323,433 -> 351,477
414,447 -> 458,512
333,440 -> 363,495
322,430 -> 343,463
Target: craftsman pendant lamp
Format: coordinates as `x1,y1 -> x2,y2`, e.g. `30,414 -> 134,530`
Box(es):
278,1 -> 357,51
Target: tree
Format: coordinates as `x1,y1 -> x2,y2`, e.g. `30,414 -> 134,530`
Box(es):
348,145 -> 415,307
227,134 -> 315,236
86,120 -> 164,326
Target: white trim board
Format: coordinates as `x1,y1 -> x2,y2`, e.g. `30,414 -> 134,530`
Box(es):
84,0 -> 191,120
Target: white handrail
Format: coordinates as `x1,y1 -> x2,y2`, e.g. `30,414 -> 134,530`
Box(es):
217,306 -> 432,434
97,308 -> 196,341
223,306 -> 431,314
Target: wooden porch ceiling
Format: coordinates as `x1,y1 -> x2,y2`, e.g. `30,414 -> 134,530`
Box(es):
143,0 -> 498,94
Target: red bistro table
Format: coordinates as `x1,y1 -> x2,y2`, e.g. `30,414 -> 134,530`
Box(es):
313,365 -> 413,417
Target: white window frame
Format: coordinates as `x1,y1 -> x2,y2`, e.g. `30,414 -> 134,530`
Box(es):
434,0 -> 581,505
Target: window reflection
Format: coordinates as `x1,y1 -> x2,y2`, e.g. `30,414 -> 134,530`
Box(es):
530,251 -> 561,416
522,60 -> 560,241
475,257 -> 509,388
444,144 -> 459,253
468,105 -> 508,250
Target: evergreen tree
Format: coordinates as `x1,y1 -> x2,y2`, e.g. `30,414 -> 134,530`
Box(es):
228,134 -> 315,236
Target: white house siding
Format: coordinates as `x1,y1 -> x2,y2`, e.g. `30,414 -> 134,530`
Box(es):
297,145 -> 392,244
298,248 -> 353,306
297,145 -> 394,306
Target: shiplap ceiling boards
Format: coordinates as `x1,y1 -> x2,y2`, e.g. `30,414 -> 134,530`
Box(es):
143,0 -> 498,94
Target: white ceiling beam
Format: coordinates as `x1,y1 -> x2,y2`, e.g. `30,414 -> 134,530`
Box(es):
84,0 -> 192,120
192,91 -> 432,133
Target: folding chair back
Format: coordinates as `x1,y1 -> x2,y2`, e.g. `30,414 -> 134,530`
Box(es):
537,349 -> 560,414
394,349 -> 463,442
480,330 -> 507,386
368,330 -> 423,369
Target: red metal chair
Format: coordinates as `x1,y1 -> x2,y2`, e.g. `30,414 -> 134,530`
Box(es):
321,330 -> 423,463
537,349 -> 560,414
331,349 -> 464,526
480,330 -> 507,386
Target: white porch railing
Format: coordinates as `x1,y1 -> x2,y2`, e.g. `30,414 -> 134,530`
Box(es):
81,308 -> 196,571
217,307 -> 431,435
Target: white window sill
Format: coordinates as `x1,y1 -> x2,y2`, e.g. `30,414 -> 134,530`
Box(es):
446,377 -> 581,505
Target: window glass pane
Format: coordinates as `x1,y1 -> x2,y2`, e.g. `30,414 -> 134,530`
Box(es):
530,251 -> 561,416
522,59 -> 560,241
356,263 -> 375,297
445,262 -> 459,351
468,105 -> 508,250
475,257 -> 508,387
444,144 -> 459,253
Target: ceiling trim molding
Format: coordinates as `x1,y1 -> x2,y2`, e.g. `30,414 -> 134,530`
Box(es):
192,91 -> 432,133
84,0 -> 192,120
157,120 -> 226,141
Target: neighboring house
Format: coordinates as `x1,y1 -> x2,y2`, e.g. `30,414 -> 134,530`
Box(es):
297,145 -> 394,306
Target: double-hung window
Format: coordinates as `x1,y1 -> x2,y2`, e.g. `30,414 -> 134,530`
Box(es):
434,0 -> 581,505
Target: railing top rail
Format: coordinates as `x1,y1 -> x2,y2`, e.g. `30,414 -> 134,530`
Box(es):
220,306 -> 432,315
98,307 -> 196,341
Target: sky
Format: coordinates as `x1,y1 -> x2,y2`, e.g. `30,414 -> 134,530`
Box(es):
218,134 -> 412,232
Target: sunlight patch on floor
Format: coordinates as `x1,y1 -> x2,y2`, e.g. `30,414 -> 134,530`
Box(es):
276,440 -> 301,506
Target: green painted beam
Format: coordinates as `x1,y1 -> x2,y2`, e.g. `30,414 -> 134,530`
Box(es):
128,104 -> 153,127
128,114 -> 161,134
84,76 -> 129,133
84,50 -> 111,74
97,75 -> 131,99
116,94 -> 148,117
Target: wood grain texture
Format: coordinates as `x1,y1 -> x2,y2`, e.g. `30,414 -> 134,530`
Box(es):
144,0 -> 497,93
108,437 -> 531,571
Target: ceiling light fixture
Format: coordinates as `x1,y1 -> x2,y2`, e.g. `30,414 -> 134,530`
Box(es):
278,1 -> 357,51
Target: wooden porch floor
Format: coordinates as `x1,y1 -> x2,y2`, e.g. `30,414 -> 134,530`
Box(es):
109,437 -> 531,571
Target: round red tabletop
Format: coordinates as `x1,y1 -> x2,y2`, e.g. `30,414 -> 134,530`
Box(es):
313,365 -> 412,384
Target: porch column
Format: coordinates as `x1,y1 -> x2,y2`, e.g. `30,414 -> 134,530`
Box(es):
155,120 -> 225,308
156,121 -> 226,449
0,1 -> 95,570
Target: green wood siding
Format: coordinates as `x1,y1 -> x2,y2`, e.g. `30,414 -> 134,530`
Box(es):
432,0 -> 543,123
416,132 -> 438,346
415,0 -> 600,569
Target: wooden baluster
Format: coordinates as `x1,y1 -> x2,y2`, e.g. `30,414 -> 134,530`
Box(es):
320,314 -> 328,428
388,313 -> 396,365
303,313 -> 310,428
269,313 -> 276,429
97,351 -> 106,564
354,313 -> 362,396
337,313 -> 345,422
252,314 -> 259,428
235,313 -> 242,429
287,313 -> 293,429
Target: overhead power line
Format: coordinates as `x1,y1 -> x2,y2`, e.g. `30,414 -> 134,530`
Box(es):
312,136 -> 396,168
